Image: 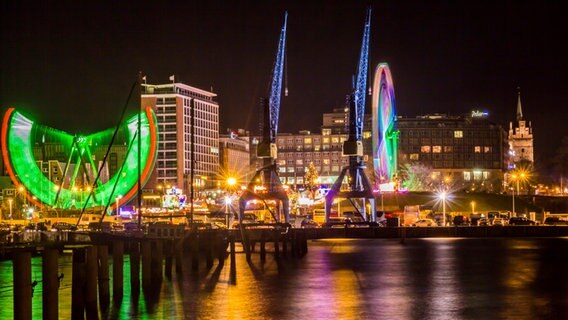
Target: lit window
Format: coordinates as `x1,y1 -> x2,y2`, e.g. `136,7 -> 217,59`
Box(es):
304,137 -> 312,144
463,171 -> 471,181
410,153 -> 419,160
322,129 -> 331,136
296,159 -> 303,165
323,137 -> 330,144
454,130 -> 463,138
362,131 -> 372,139
323,159 -> 330,165
474,146 -> 481,153
331,137 -> 339,143
483,171 -> 489,179
432,146 -> 442,153
484,146 -> 491,153
421,146 -> 431,153
473,171 -> 482,181
444,146 -> 453,152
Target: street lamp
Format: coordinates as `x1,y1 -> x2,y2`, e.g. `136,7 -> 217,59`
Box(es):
8,198 -> 13,220
470,201 -> 475,215
115,195 -> 122,217
225,196 -> 232,227
226,177 -> 237,227
440,191 -> 447,226
18,186 -> 27,206
511,173 -> 525,217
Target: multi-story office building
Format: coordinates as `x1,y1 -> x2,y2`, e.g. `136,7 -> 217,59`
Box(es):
508,90 -> 533,165
397,113 -> 509,192
141,80 -> 219,193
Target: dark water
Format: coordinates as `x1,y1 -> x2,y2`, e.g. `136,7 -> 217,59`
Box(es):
2,237 -> 568,319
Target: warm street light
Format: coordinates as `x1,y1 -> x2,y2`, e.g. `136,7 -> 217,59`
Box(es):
7,198 -> 13,220
225,196 -> 232,227
471,201 -> 475,214
440,191 -> 447,226
115,195 -> 122,217
511,172 -> 526,217
227,177 -> 237,187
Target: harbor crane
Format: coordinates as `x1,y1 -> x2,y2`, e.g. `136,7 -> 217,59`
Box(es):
238,12 -> 290,224
324,8 -> 377,223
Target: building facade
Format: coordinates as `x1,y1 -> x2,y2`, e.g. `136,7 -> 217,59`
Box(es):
219,129 -> 252,184
508,90 -> 534,165
397,113 -> 509,192
141,81 -> 219,194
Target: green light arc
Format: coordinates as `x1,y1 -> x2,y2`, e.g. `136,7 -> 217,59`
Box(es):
2,108 -> 158,210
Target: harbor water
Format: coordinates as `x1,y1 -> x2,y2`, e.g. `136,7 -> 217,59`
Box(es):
1,237 -> 568,319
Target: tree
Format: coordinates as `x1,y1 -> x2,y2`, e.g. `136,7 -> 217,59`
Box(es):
398,162 -> 435,191
304,162 -> 320,199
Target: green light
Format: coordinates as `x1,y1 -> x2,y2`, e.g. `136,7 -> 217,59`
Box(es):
4,109 -> 157,209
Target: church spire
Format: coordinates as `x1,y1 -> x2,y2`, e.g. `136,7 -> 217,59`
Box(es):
516,87 -> 523,121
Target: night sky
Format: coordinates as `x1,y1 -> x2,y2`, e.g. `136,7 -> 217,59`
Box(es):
1,1 -> 566,172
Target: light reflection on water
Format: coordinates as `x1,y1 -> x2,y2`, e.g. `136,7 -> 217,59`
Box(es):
1,238 -> 568,319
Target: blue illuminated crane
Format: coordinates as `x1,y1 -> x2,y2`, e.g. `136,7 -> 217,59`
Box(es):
239,12 -> 290,224
324,8 -> 376,223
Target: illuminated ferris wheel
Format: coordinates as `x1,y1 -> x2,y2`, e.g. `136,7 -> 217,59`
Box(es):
371,63 -> 398,185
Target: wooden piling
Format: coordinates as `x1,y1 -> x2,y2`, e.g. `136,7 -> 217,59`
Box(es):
301,231 -> 308,255
164,240 -> 173,279
130,241 -> 140,294
112,240 -> 124,299
191,233 -> 199,271
13,251 -> 32,320
43,248 -> 59,320
151,240 -> 163,284
174,239 -> 183,275
205,232 -> 213,269
229,233 -> 236,267
72,248 -> 86,320
97,245 -> 110,307
274,230 -> 280,258
260,230 -> 266,261
141,240 -> 152,288
85,246 -> 99,320
282,233 -> 288,258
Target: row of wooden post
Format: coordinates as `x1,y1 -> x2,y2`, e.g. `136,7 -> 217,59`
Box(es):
242,229 -> 308,262
11,237 -> 200,320
10,229 -> 308,319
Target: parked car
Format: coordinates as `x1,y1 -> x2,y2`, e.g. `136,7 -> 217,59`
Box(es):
477,218 -> 491,226
492,218 -> 505,226
543,217 -> 568,226
414,219 -> 435,227
508,217 -> 536,226
452,215 -> 468,226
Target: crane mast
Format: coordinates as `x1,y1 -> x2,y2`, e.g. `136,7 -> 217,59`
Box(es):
324,8 -> 376,224
239,12 -> 290,226
268,11 -> 287,144
354,8 -> 371,142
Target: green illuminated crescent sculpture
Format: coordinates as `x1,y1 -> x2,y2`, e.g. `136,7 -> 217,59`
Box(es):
1,107 -> 158,210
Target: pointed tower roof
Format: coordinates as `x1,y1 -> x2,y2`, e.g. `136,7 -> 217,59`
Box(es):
516,87 -> 523,121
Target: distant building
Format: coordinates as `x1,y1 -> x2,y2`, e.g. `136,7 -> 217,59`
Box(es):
276,130 -> 349,187
397,113 -> 509,192
141,79 -> 219,193
508,89 -> 534,165
219,129 -> 253,184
